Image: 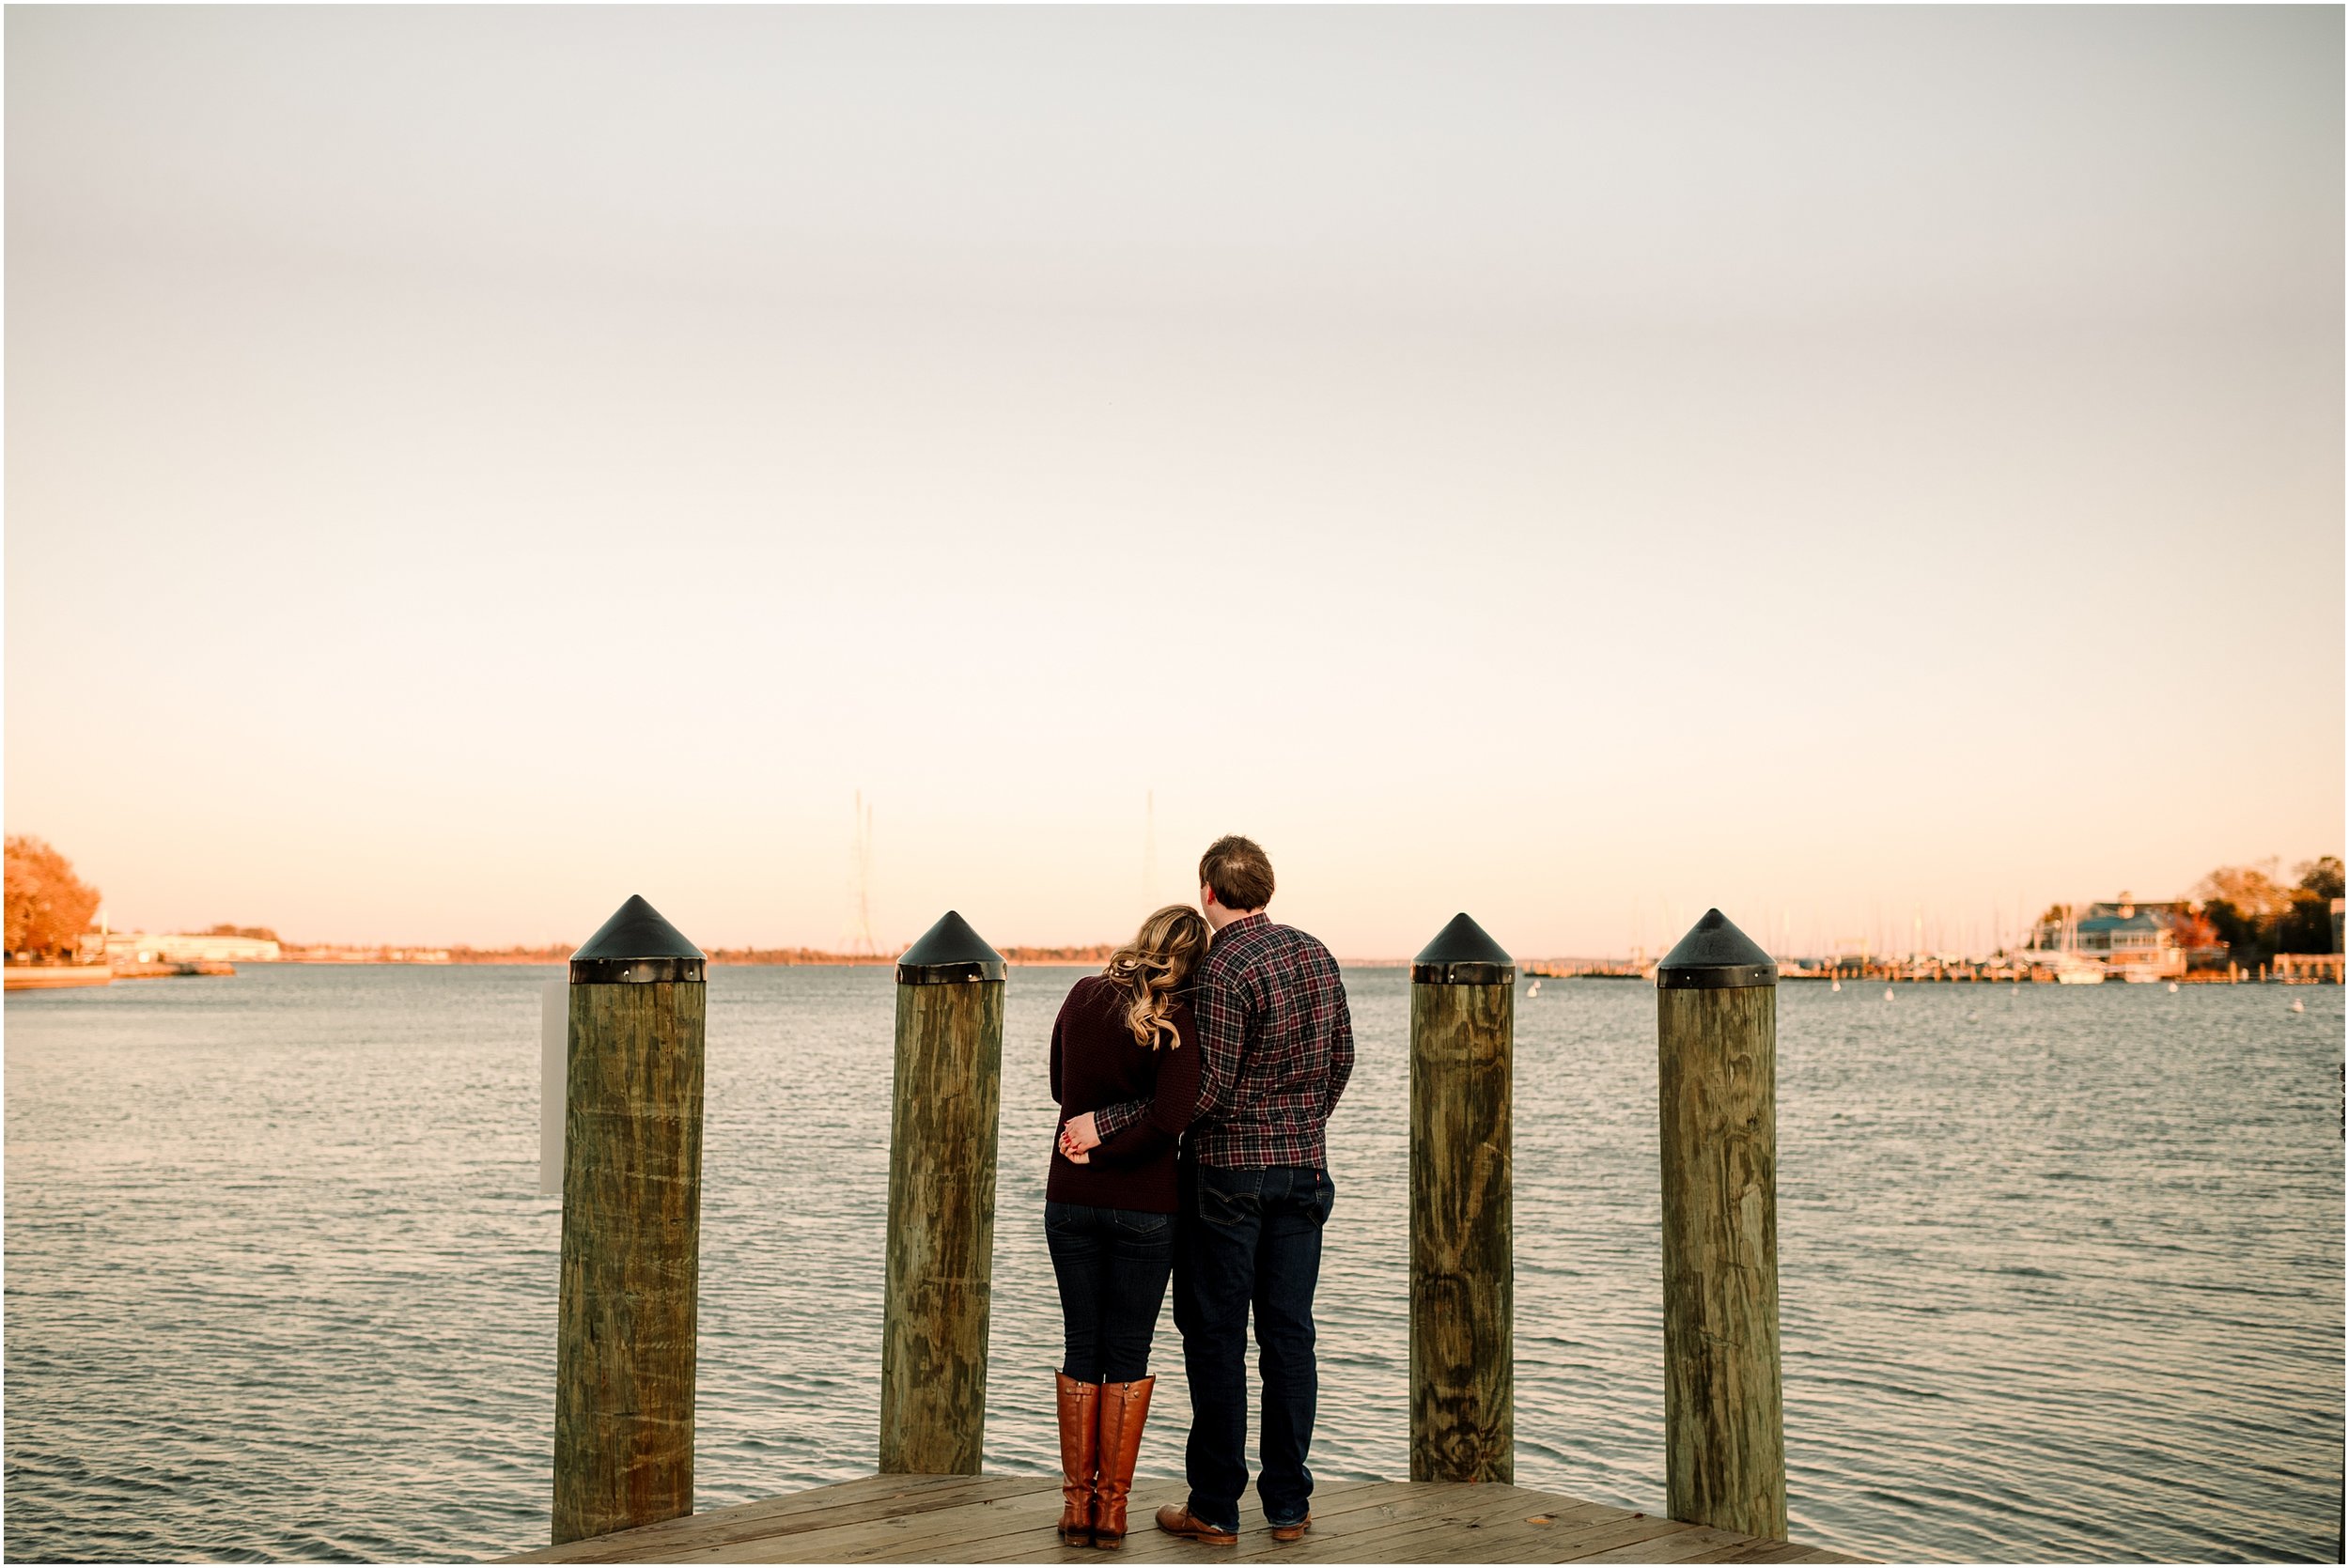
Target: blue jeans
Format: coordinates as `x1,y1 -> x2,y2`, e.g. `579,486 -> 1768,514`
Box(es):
1044,1202 -> 1175,1384
1174,1161 -> 1335,1533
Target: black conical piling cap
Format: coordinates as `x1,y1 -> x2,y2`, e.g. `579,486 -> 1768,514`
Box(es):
569,894 -> 705,985
1411,912 -> 1516,986
896,909 -> 1005,986
1657,908 -> 1777,990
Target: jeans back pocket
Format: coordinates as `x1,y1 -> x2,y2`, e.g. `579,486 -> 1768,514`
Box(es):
1111,1209 -> 1172,1239
1198,1171 -> 1263,1230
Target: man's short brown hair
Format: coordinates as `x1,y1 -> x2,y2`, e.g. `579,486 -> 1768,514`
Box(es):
1199,835 -> 1275,911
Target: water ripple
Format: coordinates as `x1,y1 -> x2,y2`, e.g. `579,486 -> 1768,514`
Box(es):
6,968 -> 2341,1561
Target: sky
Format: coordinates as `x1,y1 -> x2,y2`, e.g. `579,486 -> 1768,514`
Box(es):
7,7 -> 2341,958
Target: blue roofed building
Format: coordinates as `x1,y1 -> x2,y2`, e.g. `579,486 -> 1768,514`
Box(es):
2070,899 -> 2186,981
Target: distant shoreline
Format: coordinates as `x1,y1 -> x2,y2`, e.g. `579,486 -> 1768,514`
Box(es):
274,945 -> 1130,967
270,943 -> 1428,967
267,948 -> 1433,968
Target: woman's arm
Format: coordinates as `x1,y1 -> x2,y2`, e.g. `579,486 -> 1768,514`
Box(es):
1050,1010 -> 1064,1107
1086,1009 -> 1203,1166
1057,981 -> 1214,1157
1049,998 -> 1092,1163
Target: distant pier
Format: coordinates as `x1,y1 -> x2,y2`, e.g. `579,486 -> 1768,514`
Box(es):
3,963 -> 117,991
1529,958 -> 2342,986
4,959 -> 241,990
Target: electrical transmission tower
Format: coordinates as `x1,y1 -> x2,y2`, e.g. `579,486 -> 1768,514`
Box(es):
1143,788 -> 1158,910
846,790 -> 878,955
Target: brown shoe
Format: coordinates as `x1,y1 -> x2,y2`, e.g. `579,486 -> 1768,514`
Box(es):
1054,1373 -> 1100,1547
1268,1515 -> 1313,1544
1154,1503 -> 1238,1546
1092,1376 -> 1155,1546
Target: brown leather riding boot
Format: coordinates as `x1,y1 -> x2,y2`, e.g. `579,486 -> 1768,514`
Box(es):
1056,1373 -> 1101,1547
1092,1375 -> 1156,1547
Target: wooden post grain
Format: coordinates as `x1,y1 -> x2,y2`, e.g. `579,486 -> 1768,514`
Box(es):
1656,908 -> 1786,1541
1409,912 -> 1515,1483
880,910 -> 1005,1476
553,895 -> 707,1545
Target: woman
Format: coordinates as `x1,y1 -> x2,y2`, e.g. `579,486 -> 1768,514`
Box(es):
1046,904 -> 1208,1548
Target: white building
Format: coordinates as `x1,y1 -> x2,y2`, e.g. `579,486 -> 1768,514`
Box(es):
105,932 -> 281,963
2046,900 -> 2186,981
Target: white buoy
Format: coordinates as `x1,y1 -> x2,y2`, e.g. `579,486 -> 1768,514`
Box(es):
2290,998 -> 2305,1013
1528,979 -> 1541,998
1883,987 -> 1895,1001
1968,1010 -> 1980,1022
1830,980 -> 1842,992
2167,982 -> 2179,993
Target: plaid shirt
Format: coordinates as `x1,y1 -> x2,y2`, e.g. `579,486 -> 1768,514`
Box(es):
1088,913 -> 1354,1170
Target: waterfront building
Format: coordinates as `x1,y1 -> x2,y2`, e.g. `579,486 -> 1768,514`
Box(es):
104,931 -> 281,963
279,944 -> 452,963
2037,900 -> 2186,981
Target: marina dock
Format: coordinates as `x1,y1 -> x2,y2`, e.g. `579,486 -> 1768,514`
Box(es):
509,1473 -> 1858,1564
3,959 -> 239,990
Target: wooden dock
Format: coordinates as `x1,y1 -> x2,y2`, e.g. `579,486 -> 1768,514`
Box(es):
509,1473 -> 1859,1564
528,905 -> 1868,1564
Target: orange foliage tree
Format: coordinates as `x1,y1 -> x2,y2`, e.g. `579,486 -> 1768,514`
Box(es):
2194,861 -> 2296,924
5,836 -> 102,961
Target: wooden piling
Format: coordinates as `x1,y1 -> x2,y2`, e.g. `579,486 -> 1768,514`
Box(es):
554,895 -> 707,1545
1656,908 -> 1786,1542
880,911 -> 1005,1477
1409,913 -> 1515,1483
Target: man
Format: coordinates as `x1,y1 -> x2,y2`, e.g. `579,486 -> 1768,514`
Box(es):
1059,834 -> 1355,1546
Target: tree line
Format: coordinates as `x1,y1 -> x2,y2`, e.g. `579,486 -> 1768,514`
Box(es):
2192,857 -> 2341,966
0,828 -> 1140,973
2035,858 -> 2340,967
17,829 -> 2335,973
5,836 -> 101,961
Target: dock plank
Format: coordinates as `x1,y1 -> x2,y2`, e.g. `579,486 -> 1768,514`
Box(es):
508,1475 -> 1038,1563
1250,1485 -> 1635,1563
506,1474 -> 1863,1564
1365,1502 -> 1678,1565
1424,1514 -> 1692,1564
956,1480 -> 1402,1563
1576,1524 -> 1772,1563
712,1483 -> 1066,1563
1712,1540 -> 1859,1564
801,1476 -> 1418,1565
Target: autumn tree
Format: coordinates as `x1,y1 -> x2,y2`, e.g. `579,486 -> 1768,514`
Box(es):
2169,907 -> 2219,952
2194,861 -> 2295,923
5,836 -> 102,961
2191,857 -> 2345,961
2274,857 -> 2346,955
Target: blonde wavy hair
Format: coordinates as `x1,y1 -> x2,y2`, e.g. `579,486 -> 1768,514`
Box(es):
1102,904 -> 1211,1050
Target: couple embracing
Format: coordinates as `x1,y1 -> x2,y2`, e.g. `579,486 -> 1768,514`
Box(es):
1044,834 -> 1355,1549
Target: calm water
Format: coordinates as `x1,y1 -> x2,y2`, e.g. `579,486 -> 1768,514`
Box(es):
6,967 -> 2341,1562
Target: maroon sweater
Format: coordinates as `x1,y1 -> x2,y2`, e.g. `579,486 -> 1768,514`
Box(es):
1047,974 -> 1202,1213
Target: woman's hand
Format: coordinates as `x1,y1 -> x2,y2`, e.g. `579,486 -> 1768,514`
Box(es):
1058,1113 -> 1101,1163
